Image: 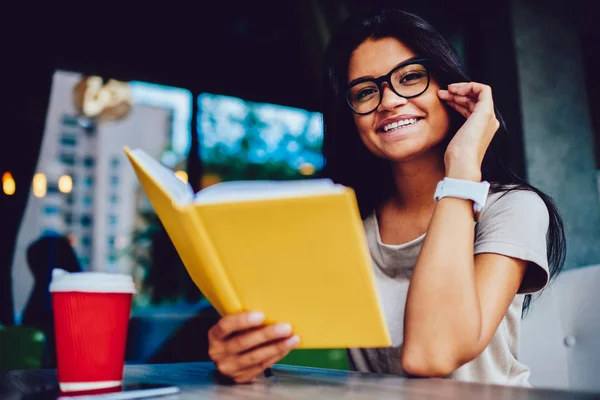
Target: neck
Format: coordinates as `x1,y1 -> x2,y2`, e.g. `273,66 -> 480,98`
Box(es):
389,147 -> 446,212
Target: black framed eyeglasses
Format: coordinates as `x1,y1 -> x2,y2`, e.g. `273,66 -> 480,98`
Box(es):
346,58 -> 431,115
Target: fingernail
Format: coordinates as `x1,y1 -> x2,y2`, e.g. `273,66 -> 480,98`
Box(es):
274,323 -> 292,335
285,335 -> 300,347
449,82 -> 467,87
248,312 -> 265,324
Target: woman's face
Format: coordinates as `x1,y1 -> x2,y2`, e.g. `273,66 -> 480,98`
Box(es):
347,37 -> 451,162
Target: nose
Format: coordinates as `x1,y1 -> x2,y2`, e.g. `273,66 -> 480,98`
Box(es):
377,83 -> 407,112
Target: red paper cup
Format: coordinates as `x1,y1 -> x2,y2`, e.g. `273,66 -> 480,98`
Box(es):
50,269 -> 136,392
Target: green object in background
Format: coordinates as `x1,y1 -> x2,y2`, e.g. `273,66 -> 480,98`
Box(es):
279,348 -> 349,370
0,326 -> 46,371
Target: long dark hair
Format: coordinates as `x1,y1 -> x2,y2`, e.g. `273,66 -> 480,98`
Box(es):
321,8 -> 566,314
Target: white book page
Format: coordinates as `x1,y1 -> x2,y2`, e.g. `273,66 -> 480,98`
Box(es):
129,149 -> 194,205
194,179 -> 345,204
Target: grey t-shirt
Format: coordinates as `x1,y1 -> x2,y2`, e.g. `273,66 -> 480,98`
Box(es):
348,190 -> 550,387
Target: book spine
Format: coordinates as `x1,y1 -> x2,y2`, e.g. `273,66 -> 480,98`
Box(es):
180,205 -> 242,315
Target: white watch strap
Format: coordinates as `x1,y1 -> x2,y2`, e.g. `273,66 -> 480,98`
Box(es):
434,178 -> 490,212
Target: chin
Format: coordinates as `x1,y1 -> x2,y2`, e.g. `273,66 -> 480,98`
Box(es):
370,136 -> 443,163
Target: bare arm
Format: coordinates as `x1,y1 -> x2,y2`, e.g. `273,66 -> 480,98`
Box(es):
401,197 -> 527,376
401,82 -> 528,376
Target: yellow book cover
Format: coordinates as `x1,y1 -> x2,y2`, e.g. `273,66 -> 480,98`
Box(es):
124,147 -> 391,349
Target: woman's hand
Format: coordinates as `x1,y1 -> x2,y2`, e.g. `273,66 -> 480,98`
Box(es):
208,312 -> 300,383
437,82 -> 500,181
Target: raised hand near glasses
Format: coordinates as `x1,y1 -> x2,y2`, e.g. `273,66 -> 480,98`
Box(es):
437,82 -> 500,182
208,312 -> 301,383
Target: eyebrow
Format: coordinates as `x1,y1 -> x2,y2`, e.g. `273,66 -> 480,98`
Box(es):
347,56 -> 422,87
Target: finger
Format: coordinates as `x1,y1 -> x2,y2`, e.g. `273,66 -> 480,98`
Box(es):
447,82 -> 469,91
450,95 -> 476,113
447,82 -> 473,97
450,82 -> 494,108
261,352 -> 285,369
231,353 -> 284,384
437,89 -> 452,99
226,323 -> 293,354
448,82 -> 477,95
445,100 -> 471,119
230,371 -> 257,384
439,90 -> 476,113
210,312 -> 265,341
237,335 -> 300,370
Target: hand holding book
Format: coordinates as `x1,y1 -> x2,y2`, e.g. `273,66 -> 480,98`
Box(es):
208,311 -> 300,384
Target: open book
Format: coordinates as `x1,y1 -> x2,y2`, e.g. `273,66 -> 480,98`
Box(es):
124,147 -> 390,348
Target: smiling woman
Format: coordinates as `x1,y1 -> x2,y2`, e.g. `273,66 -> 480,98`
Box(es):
203,8 -> 566,386
320,8 -> 566,386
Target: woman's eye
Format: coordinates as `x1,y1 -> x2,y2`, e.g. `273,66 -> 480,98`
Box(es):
357,88 -> 377,100
400,72 -> 425,84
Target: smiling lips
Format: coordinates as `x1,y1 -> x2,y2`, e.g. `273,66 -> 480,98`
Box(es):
377,115 -> 424,134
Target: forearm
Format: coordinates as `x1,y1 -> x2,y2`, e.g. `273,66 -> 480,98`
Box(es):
402,197 -> 482,375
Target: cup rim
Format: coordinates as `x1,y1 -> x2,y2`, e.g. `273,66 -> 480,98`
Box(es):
50,269 -> 136,294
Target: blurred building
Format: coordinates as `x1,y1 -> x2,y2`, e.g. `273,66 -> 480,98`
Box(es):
10,71 -> 187,320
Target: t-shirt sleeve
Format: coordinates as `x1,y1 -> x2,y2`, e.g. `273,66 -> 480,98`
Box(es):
474,190 -> 550,294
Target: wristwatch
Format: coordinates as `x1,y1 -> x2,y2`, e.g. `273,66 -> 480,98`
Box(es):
434,177 -> 491,221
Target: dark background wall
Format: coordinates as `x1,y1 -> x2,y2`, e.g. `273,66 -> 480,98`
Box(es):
2,0 -> 599,324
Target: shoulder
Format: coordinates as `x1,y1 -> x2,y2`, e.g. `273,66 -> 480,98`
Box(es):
476,187 -> 551,293
476,187 -> 550,257
481,187 -> 549,225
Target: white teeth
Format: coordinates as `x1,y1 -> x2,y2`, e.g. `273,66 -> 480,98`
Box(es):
383,118 -> 419,132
